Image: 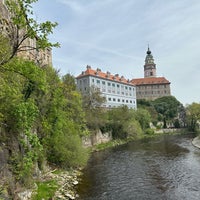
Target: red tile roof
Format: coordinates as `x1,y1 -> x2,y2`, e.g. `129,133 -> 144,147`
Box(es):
76,66 -> 133,85
131,77 -> 170,85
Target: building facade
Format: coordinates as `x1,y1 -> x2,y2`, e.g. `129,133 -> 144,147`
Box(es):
0,0 -> 52,66
76,66 -> 137,109
131,47 -> 171,100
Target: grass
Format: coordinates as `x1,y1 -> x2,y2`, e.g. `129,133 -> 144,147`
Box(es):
32,180 -> 58,200
93,139 -> 128,151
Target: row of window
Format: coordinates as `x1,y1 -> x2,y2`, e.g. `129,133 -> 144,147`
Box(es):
101,88 -> 133,96
138,85 -> 167,89
137,90 -> 170,95
94,79 -> 134,90
108,97 -> 135,104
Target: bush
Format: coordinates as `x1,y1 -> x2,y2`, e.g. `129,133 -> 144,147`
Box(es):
48,133 -> 88,168
145,128 -> 155,135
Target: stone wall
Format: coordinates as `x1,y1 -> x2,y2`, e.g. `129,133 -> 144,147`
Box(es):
82,130 -> 112,147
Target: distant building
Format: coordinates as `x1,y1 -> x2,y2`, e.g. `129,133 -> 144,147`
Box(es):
0,0 -> 52,66
76,66 -> 137,109
131,47 -> 171,100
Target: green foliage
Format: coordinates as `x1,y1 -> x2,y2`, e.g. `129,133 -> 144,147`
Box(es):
186,102 -> 200,132
145,128 -> 155,135
135,108 -> 151,130
32,180 -> 58,200
12,100 -> 38,130
0,57 -> 89,187
82,86 -> 107,130
152,96 -> 182,120
31,68 -> 89,168
48,133 -> 88,168
124,119 -> 143,139
106,106 -> 146,139
1,0 -> 59,64
137,96 -> 184,127
0,34 -> 12,65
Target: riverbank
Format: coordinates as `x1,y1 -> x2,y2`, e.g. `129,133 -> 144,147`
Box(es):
192,136 -> 200,149
92,128 -> 186,152
29,168 -> 82,200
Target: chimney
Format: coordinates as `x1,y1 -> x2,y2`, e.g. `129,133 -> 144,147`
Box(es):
86,65 -> 91,69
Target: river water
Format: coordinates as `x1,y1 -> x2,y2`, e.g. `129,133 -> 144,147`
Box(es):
77,134 -> 200,200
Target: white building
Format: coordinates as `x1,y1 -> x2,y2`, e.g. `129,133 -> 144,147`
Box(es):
76,65 -> 137,109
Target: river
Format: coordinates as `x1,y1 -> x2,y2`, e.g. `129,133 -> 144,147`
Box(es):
77,134 -> 200,200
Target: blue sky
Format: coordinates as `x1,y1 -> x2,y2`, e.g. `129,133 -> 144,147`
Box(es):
33,0 -> 200,105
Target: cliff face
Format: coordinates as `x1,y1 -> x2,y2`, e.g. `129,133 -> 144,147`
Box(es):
0,128 -> 25,199
0,146 -> 14,199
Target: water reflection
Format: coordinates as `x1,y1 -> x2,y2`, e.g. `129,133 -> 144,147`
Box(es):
78,134 -> 200,200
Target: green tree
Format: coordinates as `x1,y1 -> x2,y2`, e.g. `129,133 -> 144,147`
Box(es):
106,106 -> 143,139
186,103 -> 200,132
135,108 -> 151,131
82,86 -> 106,130
0,0 -> 59,66
33,67 -> 88,168
152,96 -> 182,127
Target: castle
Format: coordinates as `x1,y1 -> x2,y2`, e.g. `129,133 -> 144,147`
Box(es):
0,0 -> 52,66
76,47 -> 171,108
131,47 -> 171,100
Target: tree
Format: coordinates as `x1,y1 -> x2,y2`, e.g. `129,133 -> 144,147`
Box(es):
152,96 -> 183,127
82,86 -> 106,130
134,108 -> 151,131
186,103 -> 200,132
0,0 -> 59,66
105,106 -> 144,139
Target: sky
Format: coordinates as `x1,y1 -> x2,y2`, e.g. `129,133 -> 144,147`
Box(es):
32,0 -> 200,106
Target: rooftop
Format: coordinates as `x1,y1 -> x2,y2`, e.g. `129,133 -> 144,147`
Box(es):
131,77 -> 170,85
76,65 -> 133,85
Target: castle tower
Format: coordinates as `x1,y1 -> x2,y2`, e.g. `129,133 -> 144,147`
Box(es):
144,46 -> 156,77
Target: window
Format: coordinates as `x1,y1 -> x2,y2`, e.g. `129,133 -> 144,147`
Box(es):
92,79 -> 94,83
126,100 -> 128,103
113,98 -> 116,102
102,81 -> 105,85
125,86 -> 128,90
108,82 -> 111,86
117,84 -> 120,88
130,100 -> 132,103
118,99 -> 120,102
108,98 -> 111,101
112,83 -> 115,87
122,99 -> 125,103
129,87 -> 132,90
97,80 -> 100,84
